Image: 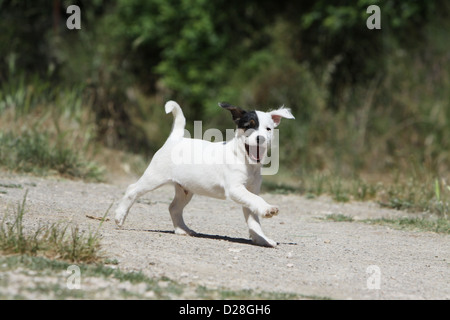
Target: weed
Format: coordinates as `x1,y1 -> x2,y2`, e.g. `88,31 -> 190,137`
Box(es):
291,170 -> 450,216
323,214 -> 354,222
261,181 -> 298,194
0,183 -> 22,189
329,179 -> 350,202
322,213 -> 449,234
195,285 -> 328,300
0,131 -> 104,181
378,175 -> 450,216
0,192 -> 104,263
0,72 -> 104,181
362,217 -> 450,234
0,255 -> 312,299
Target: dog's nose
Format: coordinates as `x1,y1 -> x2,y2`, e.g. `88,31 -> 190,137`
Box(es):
256,135 -> 265,145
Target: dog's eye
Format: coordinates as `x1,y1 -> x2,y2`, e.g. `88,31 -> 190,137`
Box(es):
266,127 -> 271,131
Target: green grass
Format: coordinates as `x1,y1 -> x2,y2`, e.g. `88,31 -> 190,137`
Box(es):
0,254 -> 319,300
0,130 -> 104,181
0,254 -> 321,300
195,285 -> 329,300
264,171 -> 450,217
322,214 -> 355,222
323,214 -> 450,234
0,183 -> 23,189
362,217 -> 450,234
378,176 -> 450,216
261,180 -> 298,195
0,72 -> 105,182
0,191 -> 105,263
0,255 -> 181,299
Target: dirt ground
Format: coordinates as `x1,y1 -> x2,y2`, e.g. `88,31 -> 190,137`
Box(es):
0,171 -> 448,299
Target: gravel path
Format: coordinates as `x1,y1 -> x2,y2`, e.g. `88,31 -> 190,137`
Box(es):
0,172 -> 448,299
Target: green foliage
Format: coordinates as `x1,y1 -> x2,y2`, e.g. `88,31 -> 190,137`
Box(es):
0,0 -> 53,77
110,0 -> 283,114
0,0 -> 449,217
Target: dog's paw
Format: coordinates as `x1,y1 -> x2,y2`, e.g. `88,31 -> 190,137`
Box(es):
265,238 -> 278,247
174,227 -> 197,236
261,206 -> 279,218
251,234 -> 278,248
114,212 -> 125,227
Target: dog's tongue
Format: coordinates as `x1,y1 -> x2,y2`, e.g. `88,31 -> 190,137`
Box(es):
248,145 -> 262,161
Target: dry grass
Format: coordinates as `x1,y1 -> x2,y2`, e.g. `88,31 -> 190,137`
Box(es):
0,191 -> 107,263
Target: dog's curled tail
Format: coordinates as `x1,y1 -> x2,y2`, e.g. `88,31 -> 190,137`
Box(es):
165,100 -> 186,139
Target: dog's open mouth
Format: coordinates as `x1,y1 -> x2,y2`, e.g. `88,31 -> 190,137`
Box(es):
245,143 -> 265,163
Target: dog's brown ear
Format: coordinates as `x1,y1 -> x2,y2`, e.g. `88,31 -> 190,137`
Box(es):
219,102 -> 246,124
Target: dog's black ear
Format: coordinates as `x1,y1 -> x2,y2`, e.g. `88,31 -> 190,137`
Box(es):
218,102 -> 246,124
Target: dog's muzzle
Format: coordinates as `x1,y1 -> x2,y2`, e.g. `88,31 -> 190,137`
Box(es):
245,135 -> 266,163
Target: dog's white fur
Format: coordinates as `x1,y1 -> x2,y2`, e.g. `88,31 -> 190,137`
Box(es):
115,101 -> 294,247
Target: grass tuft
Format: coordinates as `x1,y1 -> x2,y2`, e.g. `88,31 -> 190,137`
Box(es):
0,191 -> 104,263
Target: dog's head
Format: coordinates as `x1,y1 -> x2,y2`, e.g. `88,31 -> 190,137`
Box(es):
219,102 -> 295,164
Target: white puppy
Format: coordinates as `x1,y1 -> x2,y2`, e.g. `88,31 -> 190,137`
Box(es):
115,101 -> 294,247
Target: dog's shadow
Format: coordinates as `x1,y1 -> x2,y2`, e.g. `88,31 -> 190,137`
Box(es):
122,228 -> 297,246
124,228 -> 253,245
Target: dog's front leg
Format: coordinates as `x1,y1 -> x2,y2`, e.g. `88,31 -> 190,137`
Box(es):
243,207 -> 277,247
235,182 -> 278,247
228,185 -> 279,218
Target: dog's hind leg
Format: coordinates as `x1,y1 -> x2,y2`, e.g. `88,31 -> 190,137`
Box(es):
115,173 -> 168,227
169,183 -> 195,236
